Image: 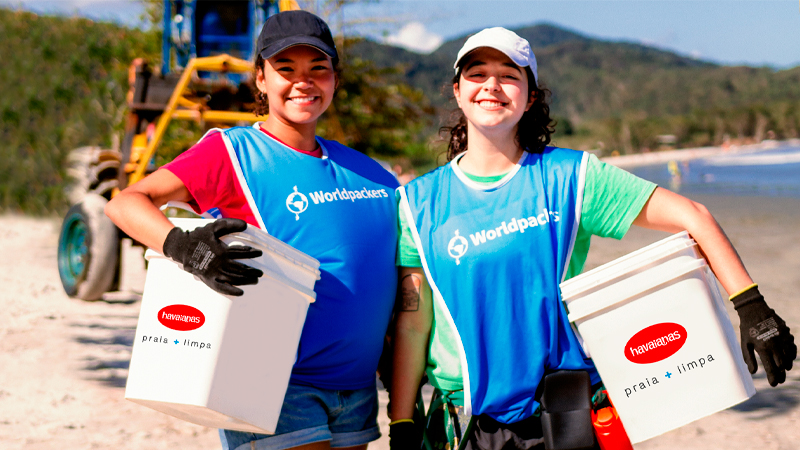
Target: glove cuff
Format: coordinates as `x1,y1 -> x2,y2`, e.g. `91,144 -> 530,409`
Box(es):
388,420 -> 417,435
162,227 -> 185,260
389,419 -> 415,426
730,285 -> 765,310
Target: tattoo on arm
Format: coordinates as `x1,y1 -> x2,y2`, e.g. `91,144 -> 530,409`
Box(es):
399,274 -> 422,312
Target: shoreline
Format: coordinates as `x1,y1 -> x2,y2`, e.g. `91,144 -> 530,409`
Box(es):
600,138 -> 800,168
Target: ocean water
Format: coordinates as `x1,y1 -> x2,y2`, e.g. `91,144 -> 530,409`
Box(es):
627,144 -> 800,199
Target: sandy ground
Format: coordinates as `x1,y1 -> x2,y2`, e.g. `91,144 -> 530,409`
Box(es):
1,193 -> 799,450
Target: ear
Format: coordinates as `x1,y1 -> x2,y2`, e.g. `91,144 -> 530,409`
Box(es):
525,90 -> 535,112
453,83 -> 462,109
255,65 -> 268,94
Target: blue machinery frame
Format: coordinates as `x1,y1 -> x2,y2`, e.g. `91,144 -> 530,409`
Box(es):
161,0 -> 278,75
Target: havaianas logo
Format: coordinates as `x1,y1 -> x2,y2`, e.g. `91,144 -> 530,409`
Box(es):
286,186 -> 309,220
447,230 -> 469,265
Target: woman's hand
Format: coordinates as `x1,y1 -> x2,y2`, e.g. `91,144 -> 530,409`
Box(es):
731,285 -> 796,386
162,219 -> 263,296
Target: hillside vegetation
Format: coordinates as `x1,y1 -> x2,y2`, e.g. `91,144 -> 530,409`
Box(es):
0,8 -> 159,213
0,8 -> 431,213
349,24 -> 800,153
2,9 -> 799,213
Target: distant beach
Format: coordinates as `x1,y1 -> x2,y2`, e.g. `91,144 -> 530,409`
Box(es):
602,139 -> 800,169
602,140 -> 800,200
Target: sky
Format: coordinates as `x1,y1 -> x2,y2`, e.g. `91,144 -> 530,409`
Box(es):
1,0 -> 798,68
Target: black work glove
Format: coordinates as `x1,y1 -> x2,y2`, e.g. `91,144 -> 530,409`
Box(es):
162,218 -> 263,296
389,420 -> 422,450
732,285 -> 797,386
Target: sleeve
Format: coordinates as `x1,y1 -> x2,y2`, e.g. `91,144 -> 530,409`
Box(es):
579,153 -> 657,240
160,132 -> 256,225
396,189 -> 423,268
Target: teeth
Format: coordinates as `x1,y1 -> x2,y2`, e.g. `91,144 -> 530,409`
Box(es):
478,101 -> 504,108
290,97 -> 317,104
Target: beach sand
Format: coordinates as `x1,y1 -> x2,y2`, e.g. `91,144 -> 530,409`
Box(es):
1,193 -> 798,449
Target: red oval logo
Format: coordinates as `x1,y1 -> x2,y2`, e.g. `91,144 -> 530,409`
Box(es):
624,323 -> 687,364
158,304 -> 205,331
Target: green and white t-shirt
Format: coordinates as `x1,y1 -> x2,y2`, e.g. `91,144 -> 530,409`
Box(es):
396,152 -> 657,394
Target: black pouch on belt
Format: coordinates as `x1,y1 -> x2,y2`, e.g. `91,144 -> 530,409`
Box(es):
539,370 -> 595,450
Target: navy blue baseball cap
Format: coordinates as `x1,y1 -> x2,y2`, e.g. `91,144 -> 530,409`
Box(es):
256,10 -> 338,62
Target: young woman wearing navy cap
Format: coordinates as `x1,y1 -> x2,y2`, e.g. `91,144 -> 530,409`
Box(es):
106,11 -> 399,450
388,26 -> 795,450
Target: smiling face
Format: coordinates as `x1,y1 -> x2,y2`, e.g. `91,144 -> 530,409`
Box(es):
255,45 -> 336,131
454,47 -> 534,137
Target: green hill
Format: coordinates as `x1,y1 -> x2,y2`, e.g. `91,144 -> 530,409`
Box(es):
347,24 -> 800,153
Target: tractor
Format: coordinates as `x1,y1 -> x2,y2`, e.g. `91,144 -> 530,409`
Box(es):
57,0 -> 302,300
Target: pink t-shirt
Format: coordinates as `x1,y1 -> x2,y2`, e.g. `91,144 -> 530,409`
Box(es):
161,127 -> 321,226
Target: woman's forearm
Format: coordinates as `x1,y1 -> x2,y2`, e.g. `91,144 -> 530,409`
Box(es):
105,169 -> 193,254
633,187 -> 753,295
390,268 -> 433,421
105,190 -> 175,253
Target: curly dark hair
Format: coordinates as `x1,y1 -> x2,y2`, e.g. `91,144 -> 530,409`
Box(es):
252,55 -> 270,117
251,54 -> 341,117
441,65 -> 555,161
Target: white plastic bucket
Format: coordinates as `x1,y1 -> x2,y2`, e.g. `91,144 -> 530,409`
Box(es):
561,232 -> 755,444
125,219 -> 320,434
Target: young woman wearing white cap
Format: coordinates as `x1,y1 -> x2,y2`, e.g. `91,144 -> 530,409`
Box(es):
106,10 -> 399,450
388,27 -> 795,450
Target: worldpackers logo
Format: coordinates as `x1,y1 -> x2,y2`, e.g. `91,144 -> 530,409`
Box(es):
158,304 -> 205,331
447,230 -> 469,265
444,208 -> 560,265
286,186 -> 309,220
285,185 -> 389,220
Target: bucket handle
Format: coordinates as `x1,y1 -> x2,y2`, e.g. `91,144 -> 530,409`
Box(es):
160,201 -> 222,219
160,200 -> 197,214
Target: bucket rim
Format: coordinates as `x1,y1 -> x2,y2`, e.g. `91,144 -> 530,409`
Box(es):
159,217 -> 321,276
567,258 -> 708,324
142,252 -> 317,302
224,232 -> 321,275
561,231 -> 695,300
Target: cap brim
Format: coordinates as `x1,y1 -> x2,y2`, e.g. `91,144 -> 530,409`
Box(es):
259,36 -> 337,60
454,46 -> 529,72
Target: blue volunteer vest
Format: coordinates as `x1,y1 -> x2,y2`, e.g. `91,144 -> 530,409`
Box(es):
401,148 -> 598,423
221,126 -> 399,389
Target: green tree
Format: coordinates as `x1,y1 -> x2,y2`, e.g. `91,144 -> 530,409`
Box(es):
0,9 -> 159,213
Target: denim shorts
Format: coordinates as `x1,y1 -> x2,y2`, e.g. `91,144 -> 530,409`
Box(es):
219,382 -> 381,450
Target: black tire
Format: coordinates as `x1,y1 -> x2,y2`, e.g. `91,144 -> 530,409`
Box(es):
65,147 -> 120,203
57,194 -> 120,301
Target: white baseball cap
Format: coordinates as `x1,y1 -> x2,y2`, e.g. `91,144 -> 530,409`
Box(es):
454,27 -> 538,86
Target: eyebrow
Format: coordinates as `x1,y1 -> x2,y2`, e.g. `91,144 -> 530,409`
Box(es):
464,60 -> 521,73
273,56 -> 329,64
464,60 -> 486,71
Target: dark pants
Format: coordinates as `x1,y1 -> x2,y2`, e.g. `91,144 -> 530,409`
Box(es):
464,413 -> 600,450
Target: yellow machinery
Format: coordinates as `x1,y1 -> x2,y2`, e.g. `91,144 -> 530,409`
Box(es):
57,0 -> 300,300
